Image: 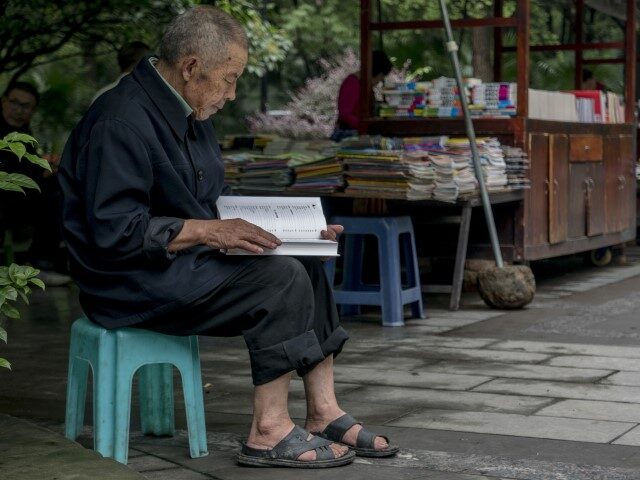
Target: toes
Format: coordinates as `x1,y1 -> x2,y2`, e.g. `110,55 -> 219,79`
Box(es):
297,450 -> 317,461
375,436 -> 389,450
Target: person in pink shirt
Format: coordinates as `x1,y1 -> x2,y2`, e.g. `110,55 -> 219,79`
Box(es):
331,50 -> 392,142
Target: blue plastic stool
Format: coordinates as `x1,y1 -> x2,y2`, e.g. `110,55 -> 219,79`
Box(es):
64,317 -> 208,464
325,216 -> 425,327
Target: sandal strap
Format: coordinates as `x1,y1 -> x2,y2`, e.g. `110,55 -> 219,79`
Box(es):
356,428 -> 384,449
241,425 -> 335,461
322,413 -> 360,443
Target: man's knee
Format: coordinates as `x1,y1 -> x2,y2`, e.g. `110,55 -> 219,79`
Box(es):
258,256 -> 311,293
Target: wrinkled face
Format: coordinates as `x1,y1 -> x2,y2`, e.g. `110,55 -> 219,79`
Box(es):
181,43 -> 248,120
1,88 -> 37,128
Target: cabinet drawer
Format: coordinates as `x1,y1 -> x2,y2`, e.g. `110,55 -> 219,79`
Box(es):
569,134 -> 603,162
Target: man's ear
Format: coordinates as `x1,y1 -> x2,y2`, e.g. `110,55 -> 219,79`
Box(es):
180,57 -> 200,82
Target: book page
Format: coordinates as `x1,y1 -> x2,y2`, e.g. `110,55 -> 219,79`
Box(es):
216,196 -> 327,239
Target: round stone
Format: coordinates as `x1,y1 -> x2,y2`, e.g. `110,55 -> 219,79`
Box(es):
478,265 -> 536,309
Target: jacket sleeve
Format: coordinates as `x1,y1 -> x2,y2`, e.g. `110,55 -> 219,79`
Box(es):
83,118 -> 184,264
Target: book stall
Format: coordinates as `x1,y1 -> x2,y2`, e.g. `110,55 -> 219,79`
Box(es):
222,0 -> 637,308
359,0 -> 637,267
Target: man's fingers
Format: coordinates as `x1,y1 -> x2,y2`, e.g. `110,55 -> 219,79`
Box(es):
234,239 -> 264,254
328,224 -> 344,234
242,231 -> 279,250
321,229 -> 336,241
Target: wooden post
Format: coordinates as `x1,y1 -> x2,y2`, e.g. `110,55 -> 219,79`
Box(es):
493,0 -> 504,81
360,0 -> 372,134
625,0 -> 636,123
516,0 -> 530,118
575,0 -> 584,89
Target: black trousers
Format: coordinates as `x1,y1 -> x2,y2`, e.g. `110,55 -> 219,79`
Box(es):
137,256 -> 349,385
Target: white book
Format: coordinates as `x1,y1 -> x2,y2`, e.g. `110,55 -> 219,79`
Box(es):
216,196 -> 338,256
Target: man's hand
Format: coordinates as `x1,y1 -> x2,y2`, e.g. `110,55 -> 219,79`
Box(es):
169,218 -> 281,254
321,224 -> 344,242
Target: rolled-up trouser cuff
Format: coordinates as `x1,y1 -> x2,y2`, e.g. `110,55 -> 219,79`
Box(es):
249,330 -> 325,386
297,326 -> 350,378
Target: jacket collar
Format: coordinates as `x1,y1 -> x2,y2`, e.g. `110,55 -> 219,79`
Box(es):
132,56 -> 190,140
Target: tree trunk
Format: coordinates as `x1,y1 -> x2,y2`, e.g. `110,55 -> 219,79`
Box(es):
472,5 -> 493,82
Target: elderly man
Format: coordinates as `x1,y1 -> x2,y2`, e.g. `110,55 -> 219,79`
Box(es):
59,6 -> 397,468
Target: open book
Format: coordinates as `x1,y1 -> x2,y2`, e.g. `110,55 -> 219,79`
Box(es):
216,196 -> 338,256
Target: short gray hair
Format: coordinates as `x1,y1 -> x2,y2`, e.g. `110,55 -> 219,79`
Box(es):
159,6 -> 248,68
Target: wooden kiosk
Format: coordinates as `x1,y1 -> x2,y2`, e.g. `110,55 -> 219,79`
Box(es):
359,0 -> 637,264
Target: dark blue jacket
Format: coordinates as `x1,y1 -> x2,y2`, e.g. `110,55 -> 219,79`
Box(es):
59,57 -> 242,328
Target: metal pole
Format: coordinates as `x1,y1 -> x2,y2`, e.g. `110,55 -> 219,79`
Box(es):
437,0 -> 504,268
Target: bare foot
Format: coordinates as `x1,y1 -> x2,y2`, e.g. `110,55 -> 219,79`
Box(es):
246,420 -> 348,461
305,410 -> 389,451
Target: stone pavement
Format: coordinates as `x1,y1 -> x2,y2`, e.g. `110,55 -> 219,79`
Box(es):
3,251 -> 640,479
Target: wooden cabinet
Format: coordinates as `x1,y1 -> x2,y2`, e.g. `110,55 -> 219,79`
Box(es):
527,133 -> 549,246
548,134 -> 569,244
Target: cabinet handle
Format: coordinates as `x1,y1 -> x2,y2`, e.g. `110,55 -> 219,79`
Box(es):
584,145 -> 591,151
543,178 -> 549,195
553,179 -> 559,195
618,175 -> 627,190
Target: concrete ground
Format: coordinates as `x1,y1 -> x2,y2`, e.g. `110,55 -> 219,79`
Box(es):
3,250 -> 640,479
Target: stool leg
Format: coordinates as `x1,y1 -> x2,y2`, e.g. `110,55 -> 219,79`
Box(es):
379,230 -> 404,327
111,363 -> 138,464
177,337 -> 208,458
339,234 -> 363,316
64,357 -> 89,440
93,360 -> 117,460
139,363 -> 175,437
401,232 -> 425,319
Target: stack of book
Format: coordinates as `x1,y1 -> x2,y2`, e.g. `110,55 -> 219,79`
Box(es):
445,138 -> 508,192
236,153 -> 294,192
222,152 -> 251,188
502,146 -> 530,189
470,83 -> 517,117
339,149 -> 435,199
289,154 -> 344,193
429,151 -> 478,202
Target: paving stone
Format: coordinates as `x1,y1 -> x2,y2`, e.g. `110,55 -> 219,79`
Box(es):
0,414 -> 144,480
491,340 -> 640,358
600,372 -> 640,386
387,409 -> 633,443
547,355 -> 640,371
536,399 -> 640,422
401,325 -> 455,334
392,345 -> 552,364
388,335 -> 500,349
423,361 -> 612,382
334,355 -> 429,371
127,454 -> 179,472
409,316 -> 487,326
139,467 -> 211,480
339,385 -> 554,414
425,310 -> 505,320
333,366 -> 492,390
474,378 -> 640,403
612,425 -> 640,446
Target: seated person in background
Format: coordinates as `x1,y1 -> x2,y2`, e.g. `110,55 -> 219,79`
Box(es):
583,68 -> 607,91
331,50 -> 392,142
59,5 -> 398,468
92,41 -> 151,103
0,81 -> 71,285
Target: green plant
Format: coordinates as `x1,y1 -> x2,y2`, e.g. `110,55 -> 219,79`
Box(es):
0,132 -> 49,369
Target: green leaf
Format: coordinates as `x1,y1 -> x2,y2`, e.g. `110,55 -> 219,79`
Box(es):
23,153 -> 51,172
0,358 -> 11,370
29,278 -> 45,290
1,303 -> 20,319
0,327 -> 6,343
17,290 -> 29,305
5,173 -> 39,191
8,142 -> 26,160
0,286 -> 18,302
0,180 -> 24,194
3,132 -> 37,145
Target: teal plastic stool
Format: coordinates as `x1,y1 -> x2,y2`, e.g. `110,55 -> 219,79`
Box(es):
64,317 -> 208,464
